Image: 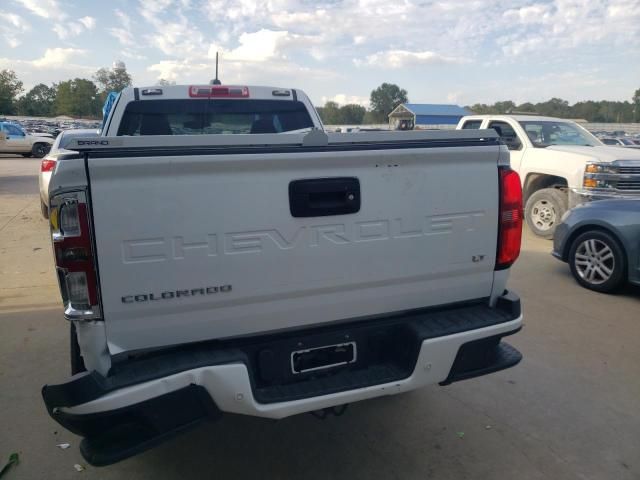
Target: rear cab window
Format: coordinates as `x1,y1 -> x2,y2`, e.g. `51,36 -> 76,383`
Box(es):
461,120 -> 482,129
488,120 -> 522,150
116,99 -> 314,136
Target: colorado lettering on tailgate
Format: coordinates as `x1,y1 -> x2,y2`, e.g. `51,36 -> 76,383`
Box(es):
121,285 -> 232,304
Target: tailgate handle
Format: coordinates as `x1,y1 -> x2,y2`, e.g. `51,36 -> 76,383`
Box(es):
289,177 -> 361,217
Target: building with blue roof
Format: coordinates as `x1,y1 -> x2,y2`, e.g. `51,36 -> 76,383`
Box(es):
388,103 -> 472,130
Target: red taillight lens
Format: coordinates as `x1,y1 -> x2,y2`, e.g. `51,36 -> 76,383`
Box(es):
41,158 -> 56,172
496,167 -> 523,270
51,195 -> 99,315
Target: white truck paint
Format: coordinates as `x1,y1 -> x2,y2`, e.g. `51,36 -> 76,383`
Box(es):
42,85 -> 523,466
0,121 -> 54,157
456,115 -> 640,238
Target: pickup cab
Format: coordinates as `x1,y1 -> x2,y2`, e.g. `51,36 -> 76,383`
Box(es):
456,115 -> 640,238
0,121 -> 54,158
42,84 -> 524,465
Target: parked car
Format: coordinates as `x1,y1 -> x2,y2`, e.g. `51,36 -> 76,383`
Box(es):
552,199 -> 640,292
601,137 -> 640,148
39,129 -> 100,218
0,121 -> 54,158
456,115 -> 640,238
41,83 -> 523,465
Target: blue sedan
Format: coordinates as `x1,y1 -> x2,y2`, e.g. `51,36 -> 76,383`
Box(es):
552,199 -> 640,293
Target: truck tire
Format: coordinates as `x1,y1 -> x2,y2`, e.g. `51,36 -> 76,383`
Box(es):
525,188 -> 567,239
32,142 -> 49,158
568,230 -> 626,293
70,323 -> 87,375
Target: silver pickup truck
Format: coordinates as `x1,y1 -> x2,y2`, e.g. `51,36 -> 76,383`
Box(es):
42,84 -> 524,465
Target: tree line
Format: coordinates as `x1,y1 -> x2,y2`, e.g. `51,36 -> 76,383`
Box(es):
1,67 -> 639,124
0,64 -> 133,118
468,95 -> 640,124
317,83 -> 408,125
318,85 -> 640,125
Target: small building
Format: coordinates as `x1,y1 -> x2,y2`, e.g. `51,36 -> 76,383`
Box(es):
388,104 -> 472,130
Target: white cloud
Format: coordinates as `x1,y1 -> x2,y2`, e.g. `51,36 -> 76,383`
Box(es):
15,0 -> 61,19
121,50 -> 148,60
138,1 -> 207,57
321,94 -> 369,107
147,59 -> 212,81
52,16 -> 95,39
109,27 -> 135,46
79,16 -> 96,29
115,9 -> 132,29
0,48 -> 94,91
31,48 -> 86,68
208,29 -> 289,62
356,50 -> 467,68
146,56 -> 338,88
0,13 -> 30,48
499,0 -> 640,57
447,92 -> 462,103
109,8 -> 143,58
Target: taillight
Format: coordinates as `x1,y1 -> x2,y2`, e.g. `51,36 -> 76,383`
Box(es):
188,85 -> 250,98
50,192 -> 100,320
496,167 -> 523,270
41,158 -> 56,172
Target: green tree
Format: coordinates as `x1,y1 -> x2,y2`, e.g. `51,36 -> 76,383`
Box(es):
0,69 -> 24,115
17,83 -> 56,116
468,103 -> 491,114
516,102 -> 536,112
492,100 -> 516,114
94,61 -> 133,96
369,83 -> 408,122
534,98 -> 570,117
55,79 -> 101,118
362,110 -> 379,124
318,101 -> 342,124
340,104 -> 366,124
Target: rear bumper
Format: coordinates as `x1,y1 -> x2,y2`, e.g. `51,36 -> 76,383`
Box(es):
43,292 -> 522,465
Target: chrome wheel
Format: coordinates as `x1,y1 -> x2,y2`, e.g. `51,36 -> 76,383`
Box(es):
574,239 -> 615,285
530,199 -> 557,232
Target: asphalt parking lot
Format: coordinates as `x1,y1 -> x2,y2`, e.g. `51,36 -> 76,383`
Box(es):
1,154 -> 639,480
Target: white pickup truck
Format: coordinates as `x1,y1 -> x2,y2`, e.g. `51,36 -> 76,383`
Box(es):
42,84 -> 524,465
456,115 -> 640,238
0,121 -> 54,158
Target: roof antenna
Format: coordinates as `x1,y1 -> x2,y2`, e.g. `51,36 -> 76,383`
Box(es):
211,52 -> 222,85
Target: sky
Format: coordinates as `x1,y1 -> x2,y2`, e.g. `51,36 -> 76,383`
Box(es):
1,0 -> 639,108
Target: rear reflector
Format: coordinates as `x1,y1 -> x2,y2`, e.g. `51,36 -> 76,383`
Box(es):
496,167 -> 523,270
41,158 -> 56,172
189,85 -> 250,98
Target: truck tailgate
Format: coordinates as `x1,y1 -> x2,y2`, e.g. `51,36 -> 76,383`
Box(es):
87,141 -> 502,353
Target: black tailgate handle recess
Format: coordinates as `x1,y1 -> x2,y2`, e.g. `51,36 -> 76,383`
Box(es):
289,177 -> 361,217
